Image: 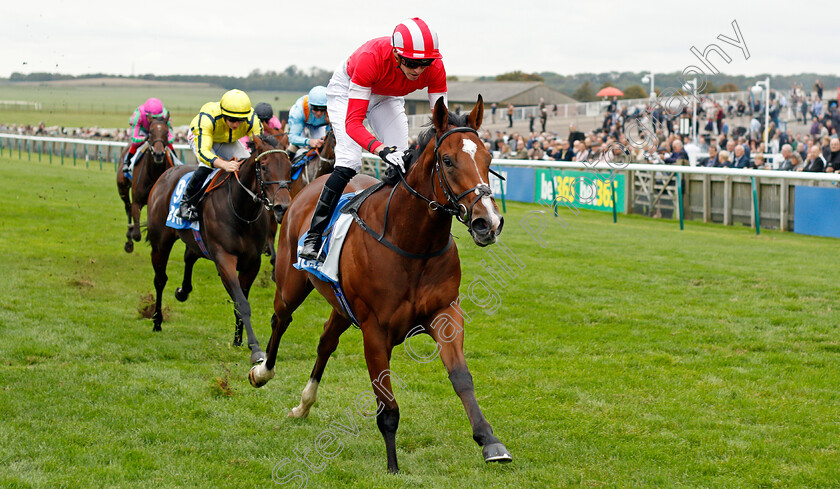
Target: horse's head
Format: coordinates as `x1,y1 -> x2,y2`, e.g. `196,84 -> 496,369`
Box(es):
418,96 -> 503,246
148,119 -> 169,165
252,134 -> 293,224
319,128 -> 336,169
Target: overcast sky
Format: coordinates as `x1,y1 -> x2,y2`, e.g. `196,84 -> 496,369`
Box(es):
3,0 -> 838,80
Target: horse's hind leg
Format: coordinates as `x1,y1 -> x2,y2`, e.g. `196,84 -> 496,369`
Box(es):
427,306 -> 512,464
289,310 -> 352,418
175,248 -> 200,302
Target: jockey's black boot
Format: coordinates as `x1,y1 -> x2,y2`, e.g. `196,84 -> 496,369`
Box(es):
122,151 -> 133,172
299,166 -> 356,261
177,165 -> 213,222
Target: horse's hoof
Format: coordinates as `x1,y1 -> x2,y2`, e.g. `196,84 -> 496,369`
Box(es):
250,351 -> 266,365
233,338 -> 243,347
174,287 -> 189,302
482,443 -> 512,464
249,362 -> 274,388
152,325 -> 162,332
124,241 -> 134,253
288,406 -> 310,419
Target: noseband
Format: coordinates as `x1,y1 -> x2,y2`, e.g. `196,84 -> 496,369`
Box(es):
432,127 -> 495,225
148,137 -> 167,164
230,149 -> 292,222
397,127 -> 496,233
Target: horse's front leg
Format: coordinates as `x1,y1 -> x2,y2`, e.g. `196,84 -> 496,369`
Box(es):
149,234 -> 176,332
426,306 -> 512,464
215,253 -> 264,364
264,220 -> 278,278
118,179 -> 134,253
362,333 -> 401,473
250,262 -> 313,388
129,200 -> 143,242
234,254 -> 261,347
289,310 -> 353,418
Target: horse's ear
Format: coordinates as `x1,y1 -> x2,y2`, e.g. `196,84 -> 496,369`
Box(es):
468,95 -> 484,131
432,97 -> 449,133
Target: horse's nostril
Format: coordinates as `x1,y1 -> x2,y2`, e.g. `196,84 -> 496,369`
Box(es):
472,218 -> 489,234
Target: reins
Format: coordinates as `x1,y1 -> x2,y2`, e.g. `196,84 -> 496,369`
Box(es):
350,125 -> 500,259
227,148 -> 291,224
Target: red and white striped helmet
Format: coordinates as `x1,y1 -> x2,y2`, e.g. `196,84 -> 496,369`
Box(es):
391,17 -> 441,60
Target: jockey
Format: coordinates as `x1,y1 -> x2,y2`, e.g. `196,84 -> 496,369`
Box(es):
255,102 -> 283,132
299,18 -> 448,261
287,86 -> 330,159
176,89 -> 262,221
122,97 -> 175,171
239,102 -> 283,148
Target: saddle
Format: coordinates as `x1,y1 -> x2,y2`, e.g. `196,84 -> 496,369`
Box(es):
290,149 -> 319,181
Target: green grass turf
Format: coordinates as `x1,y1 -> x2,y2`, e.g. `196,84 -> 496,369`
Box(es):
0,84 -> 304,128
0,154 -> 839,488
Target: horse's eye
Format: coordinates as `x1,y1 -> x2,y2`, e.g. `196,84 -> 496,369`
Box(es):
442,155 -> 453,167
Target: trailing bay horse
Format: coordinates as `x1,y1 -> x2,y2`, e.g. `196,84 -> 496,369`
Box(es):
145,134 -> 292,364
250,97 -> 511,472
116,119 -> 172,253
265,128 -> 336,272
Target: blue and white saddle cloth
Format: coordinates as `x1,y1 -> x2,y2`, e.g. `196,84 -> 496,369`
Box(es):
165,169 -> 221,230
294,192 -> 356,284
290,151 -> 318,182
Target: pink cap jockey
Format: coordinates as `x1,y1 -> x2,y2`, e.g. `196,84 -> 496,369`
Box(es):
143,98 -> 164,118
128,98 -> 175,155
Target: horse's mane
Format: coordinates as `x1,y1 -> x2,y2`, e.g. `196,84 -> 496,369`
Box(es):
407,111 -> 470,171
260,134 -> 280,148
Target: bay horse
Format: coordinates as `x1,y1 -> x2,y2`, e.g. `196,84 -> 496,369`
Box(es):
250,97 -> 511,472
116,119 -> 172,253
265,128 -> 336,273
145,134 -> 292,364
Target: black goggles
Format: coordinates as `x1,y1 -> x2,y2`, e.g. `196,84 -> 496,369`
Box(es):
310,105 -> 327,112
401,57 -> 434,69
223,115 -> 246,123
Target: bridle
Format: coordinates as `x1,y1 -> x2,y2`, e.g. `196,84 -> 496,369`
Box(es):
350,125 -> 502,260
228,148 -> 291,223
318,130 -> 336,166
397,126 -> 499,233
148,120 -> 169,165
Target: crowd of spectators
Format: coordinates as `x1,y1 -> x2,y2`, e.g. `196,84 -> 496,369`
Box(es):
0,122 -> 190,143
473,81 -> 840,174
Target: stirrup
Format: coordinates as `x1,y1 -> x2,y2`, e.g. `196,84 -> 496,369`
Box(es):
299,233 -> 325,261
177,202 -> 198,222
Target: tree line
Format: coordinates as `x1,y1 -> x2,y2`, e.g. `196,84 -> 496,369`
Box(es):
7,68 -> 838,103
483,71 -> 840,102
6,66 -> 332,92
